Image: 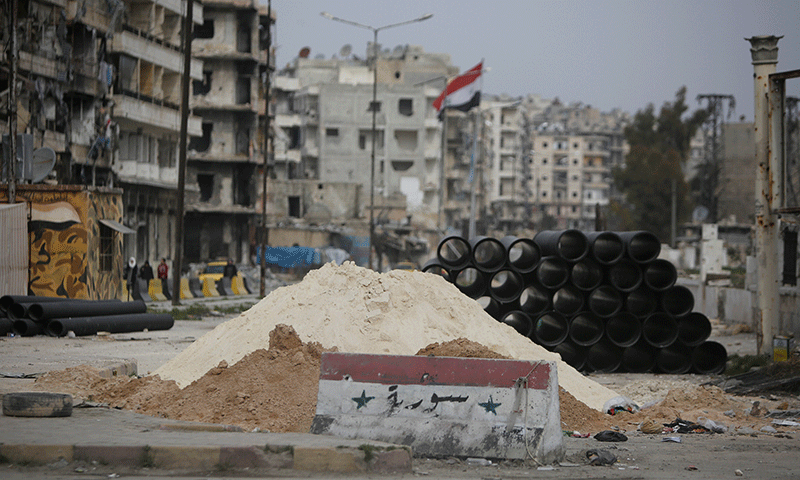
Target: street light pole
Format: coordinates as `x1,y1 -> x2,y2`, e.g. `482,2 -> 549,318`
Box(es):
320,12 -> 432,270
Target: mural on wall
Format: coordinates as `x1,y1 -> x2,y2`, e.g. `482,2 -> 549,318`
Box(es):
86,192 -> 125,300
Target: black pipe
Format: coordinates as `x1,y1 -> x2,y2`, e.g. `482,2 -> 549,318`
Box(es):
421,259 -> 451,282
46,313 -> 175,337
586,231 -> 625,265
661,285 -> 695,318
0,295 -> 73,314
586,339 -> 622,373
608,258 -> 643,293
489,269 -> 524,304
625,287 -> 657,318
691,341 -> 727,374
501,236 -> 540,274
533,229 -> 588,262
552,285 -> 585,317
8,302 -> 35,321
531,311 -> 569,347
642,312 -> 679,348
588,285 -> 623,318
0,317 -> 12,336
677,312 -> 712,347
12,318 -> 44,336
501,310 -> 533,337
619,231 -> 661,264
605,312 -> 642,348
453,267 -> 487,298
518,284 -> 552,317
656,343 -> 693,374
477,295 -> 502,319
436,236 -> 472,270
470,236 -> 507,273
552,340 -> 588,371
644,259 -> 678,292
536,256 -> 570,289
28,300 -> 146,322
570,258 -> 603,291
569,312 -> 604,347
621,339 -> 658,373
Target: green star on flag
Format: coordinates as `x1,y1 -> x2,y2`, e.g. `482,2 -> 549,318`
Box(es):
352,390 -> 375,409
479,395 -> 501,415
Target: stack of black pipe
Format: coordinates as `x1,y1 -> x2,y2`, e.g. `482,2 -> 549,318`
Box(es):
422,230 -> 727,375
0,295 -> 173,338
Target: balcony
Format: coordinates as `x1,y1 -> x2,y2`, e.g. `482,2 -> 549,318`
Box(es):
112,94 -> 202,136
110,30 -> 203,80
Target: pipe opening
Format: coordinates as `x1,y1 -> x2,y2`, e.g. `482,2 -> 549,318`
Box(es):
454,267 -> 486,298
437,236 -> 471,269
588,285 -> 623,318
587,340 -> 622,373
501,311 -> 533,337
609,259 -> 643,292
587,231 -> 625,265
421,259 -> 451,281
677,312 -> 712,347
553,341 -> 587,371
691,341 -> 727,374
661,285 -> 695,318
622,339 -> 658,373
502,236 -> 540,274
606,312 -> 642,348
644,259 -> 678,291
642,312 -> 679,348
625,287 -> 657,318
489,270 -> 524,303
519,284 -> 551,316
621,231 -> 661,263
534,230 -> 588,262
536,256 -> 570,289
657,343 -> 693,374
569,312 -> 604,347
471,237 -> 507,273
553,285 -> 585,317
571,258 -> 603,291
532,311 -> 569,347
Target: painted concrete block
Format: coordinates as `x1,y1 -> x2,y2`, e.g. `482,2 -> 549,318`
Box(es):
311,352 -> 564,463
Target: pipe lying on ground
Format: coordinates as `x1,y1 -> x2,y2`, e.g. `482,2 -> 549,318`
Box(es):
656,343 -> 693,374
536,256 -> 570,289
534,229 -> 589,262
436,236 -> 471,270
471,236 -> 507,273
8,302 -> 35,321
588,285 -> 623,318
605,312 -> 642,348
28,300 -> 146,322
1,317 -> 14,336
552,340 -> 587,371
661,285 -> 695,318
421,259 -> 451,281
518,284 -> 552,317
501,236 -> 540,274
586,339 -> 622,373
642,312 -> 679,348
476,295 -> 502,319
12,318 -> 44,337
489,269 -> 524,304
453,267 -> 487,298
625,287 -> 657,318
586,231 -> 625,265
552,285 -> 585,317
619,231 -> 661,264
532,311 -> 569,347
621,339 -> 658,373
569,312 -> 604,347
677,312 -> 712,347
691,341 -> 727,374
46,313 -> 175,337
609,259 -> 643,293
570,258 -> 603,291
644,259 -> 678,291
0,295 -> 73,314
501,311 -> 533,337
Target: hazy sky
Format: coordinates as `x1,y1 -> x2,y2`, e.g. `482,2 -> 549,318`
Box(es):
269,0 -> 799,121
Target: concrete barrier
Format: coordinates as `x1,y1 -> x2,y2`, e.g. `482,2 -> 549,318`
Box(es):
180,278 -> 194,300
135,279 -> 152,302
232,274 -> 247,295
311,352 -> 564,463
188,278 -> 204,298
148,280 -> 167,301
201,278 -> 220,297
217,277 -> 235,296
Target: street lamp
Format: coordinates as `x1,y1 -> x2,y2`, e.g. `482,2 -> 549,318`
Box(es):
320,11 -> 433,270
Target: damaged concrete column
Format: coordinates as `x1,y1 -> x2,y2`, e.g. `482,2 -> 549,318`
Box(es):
747,35 -> 781,355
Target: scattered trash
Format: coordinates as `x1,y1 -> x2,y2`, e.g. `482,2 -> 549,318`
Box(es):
772,419 -> 800,427
724,410 -> 736,418
594,430 -> 628,442
697,416 -> 728,433
662,437 -> 682,443
564,430 -> 590,438
586,449 -> 617,466
736,427 -> 758,436
664,418 -> 714,434
640,419 -> 662,434
466,457 -> 492,466
760,425 -> 777,433
735,469 -> 744,476
603,395 -> 640,415
686,465 -> 698,471
537,466 -> 556,471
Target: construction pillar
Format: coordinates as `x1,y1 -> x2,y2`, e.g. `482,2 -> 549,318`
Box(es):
747,35 -> 781,355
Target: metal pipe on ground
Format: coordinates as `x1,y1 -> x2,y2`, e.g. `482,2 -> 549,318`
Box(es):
552,340 -> 588,371
0,295 -> 73,314
536,256 -> 570,290
642,312 -> 679,348
470,236 -> 507,273
531,311 -> 569,347
501,310 -> 533,337
476,295 -> 502,319
677,312 -> 712,347
625,287 -> 657,318
8,302 -> 35,321
518,283 -> 552,317
619,231 -> 661,264
46,313 -> 175,337
552,285 -> 585,317
489,269 -> 524,304
421,259 -> 452,281
660,285 -> 695,318
436,236 -> 472,270
644,259 -> 678,291
587,285 -> 623,318
570,258 -> 603,291
453,267 -> 487,299
605,312 -> 642,348
501,236 -> 540,274
608,258 -> 643,293
569,312 -> 604,347
691,341 -> 727,374
27,300 -> 146,322
621,339 -> 658,373
656,343 -> 693,374
12,318 -> 44,336
533,229 -> 588,262
586,339 -> 622,373
586,231 -> 625,265
0,317 -> 12,336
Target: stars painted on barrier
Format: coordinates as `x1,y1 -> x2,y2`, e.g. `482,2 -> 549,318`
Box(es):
352,390 -> 375,409
479,395 -> 501,415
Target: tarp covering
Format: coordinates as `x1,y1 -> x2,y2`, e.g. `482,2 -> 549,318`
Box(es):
256,246 -> 323,269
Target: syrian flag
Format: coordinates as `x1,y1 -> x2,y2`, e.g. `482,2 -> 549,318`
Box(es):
433,61 -> 483,116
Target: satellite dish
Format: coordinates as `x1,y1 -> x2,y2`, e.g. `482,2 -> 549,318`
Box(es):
339,44 -> 352,58
298,47 -> 310,58
692,205 -> 709,223
29,147 -> 56,183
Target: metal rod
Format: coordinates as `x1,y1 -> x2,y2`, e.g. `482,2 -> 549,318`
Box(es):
260,0 -> 272,297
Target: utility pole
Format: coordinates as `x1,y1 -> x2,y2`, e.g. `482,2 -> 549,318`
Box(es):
172,0 -> 193,306
696,94 -> 735,223
260,0 -> 272,297
6,0 -> 18,203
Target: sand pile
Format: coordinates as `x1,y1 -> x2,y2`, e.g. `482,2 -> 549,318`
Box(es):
154,262 -> 618,411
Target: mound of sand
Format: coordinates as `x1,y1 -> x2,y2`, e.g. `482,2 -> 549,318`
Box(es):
154,262 -> 618,411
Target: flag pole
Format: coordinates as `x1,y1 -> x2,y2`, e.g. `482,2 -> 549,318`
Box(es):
467,60 -> 485,239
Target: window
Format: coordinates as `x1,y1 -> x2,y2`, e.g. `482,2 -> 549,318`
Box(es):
368,101 -> 381,113
572,192 -> 578,198
99,224 -> 113,272
195,19 -> 214,39
192,71 -> 212,95
542,142 -> 548,148
573,142 -> 579,149
573,159 -> 579,165
542,159 -> 548,165
189,123 -> 212,152
398,98 -> 413,116
288,196 -> 301,218
326,128 -> 339,137
198,174 -> 214,202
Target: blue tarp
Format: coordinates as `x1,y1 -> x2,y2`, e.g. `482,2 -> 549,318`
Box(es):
256,246 -> 323,269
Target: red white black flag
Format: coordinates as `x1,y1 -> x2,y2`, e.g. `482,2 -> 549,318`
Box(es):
433,61 -> 483,115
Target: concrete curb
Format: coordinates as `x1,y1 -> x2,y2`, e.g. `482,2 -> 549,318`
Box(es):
0,443 -> 412,473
